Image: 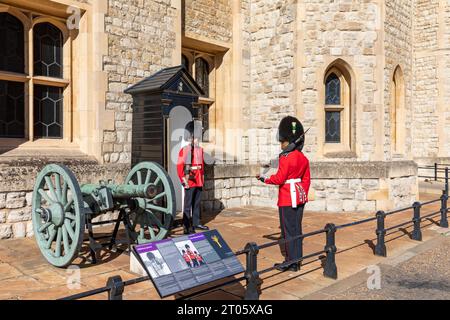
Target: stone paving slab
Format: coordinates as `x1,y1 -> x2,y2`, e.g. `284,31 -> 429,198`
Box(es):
303,234 -> 450,300
0,195 -> 447,300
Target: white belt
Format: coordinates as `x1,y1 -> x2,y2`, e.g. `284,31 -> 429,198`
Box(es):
190,165 -> 202,170
287,178 -> 302,208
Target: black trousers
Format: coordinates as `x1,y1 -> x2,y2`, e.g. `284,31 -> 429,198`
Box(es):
183,187 -> 202,229
278,204 -> 305,264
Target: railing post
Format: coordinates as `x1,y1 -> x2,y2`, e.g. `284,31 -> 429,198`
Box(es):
375,210 -> 387,257
244,242 -> 262,300
440,190 -> 449,228
323,223 -> 338,280
445,167 -> 449,196
412,202 -> 422,241
435,162 -> 438,181
107,275 -> 124,300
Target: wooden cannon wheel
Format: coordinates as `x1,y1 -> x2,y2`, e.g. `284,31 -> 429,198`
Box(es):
32,164 -> 85,267
124,161 -> 176,244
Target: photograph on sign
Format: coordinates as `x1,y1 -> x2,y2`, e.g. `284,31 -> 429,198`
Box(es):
174,240 -> 206,268
141,249 -> 172,278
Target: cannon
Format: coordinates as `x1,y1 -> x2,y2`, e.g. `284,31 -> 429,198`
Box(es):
31,161 -> 176,267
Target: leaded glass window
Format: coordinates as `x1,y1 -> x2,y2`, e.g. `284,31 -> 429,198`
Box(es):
325,73 -> 341,105
34,85 -> 63,138
33,23 -> 63,78
182,54 -> 189,71
201,104 -> 210,142
0,13 -> 24,73
0,10 -> 70,142
0,80 -> 25,138
195,57 -> 209,97
325,111 -> 341,143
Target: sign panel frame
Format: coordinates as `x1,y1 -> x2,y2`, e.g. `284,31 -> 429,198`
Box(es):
132,229 -> 244,298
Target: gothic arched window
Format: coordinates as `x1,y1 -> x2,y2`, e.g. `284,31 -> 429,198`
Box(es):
195,57 -> 209,97
0,8 -> 72,143
33,22 -> 64,138
33,22 -> 63,78
391,66 -> 405,154
0,13 -> 25,138
0,13 -> 24,73
325,73 -> 341,105
325,73 -> 342,143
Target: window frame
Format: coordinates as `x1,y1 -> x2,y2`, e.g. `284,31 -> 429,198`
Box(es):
181,49 -> 215,143
323,67 -> 351,154
0,6 -> 72,145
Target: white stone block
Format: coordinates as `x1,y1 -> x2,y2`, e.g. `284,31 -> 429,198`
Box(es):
326,200 -> 344,212
306,200 -> 326,212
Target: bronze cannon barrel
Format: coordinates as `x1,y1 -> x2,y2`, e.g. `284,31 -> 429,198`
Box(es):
80,183 -> 158,199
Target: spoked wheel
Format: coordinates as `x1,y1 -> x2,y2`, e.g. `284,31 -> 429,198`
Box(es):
32,164 -> 85,267
124,161 -> 176,244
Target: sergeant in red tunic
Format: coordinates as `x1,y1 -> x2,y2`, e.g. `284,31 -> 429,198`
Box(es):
177,121 -> 210,234
257,116 -> 311,272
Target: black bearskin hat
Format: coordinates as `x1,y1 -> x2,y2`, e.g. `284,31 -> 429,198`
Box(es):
184,120 -> 202,140
277,116 -> 305,149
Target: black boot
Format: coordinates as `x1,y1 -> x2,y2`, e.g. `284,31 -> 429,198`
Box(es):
274,262 -> 299,272
188,218 -> 196,234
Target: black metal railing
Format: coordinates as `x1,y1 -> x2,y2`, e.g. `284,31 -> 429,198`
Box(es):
60,170 -> 449,301
418,163 -> 449,193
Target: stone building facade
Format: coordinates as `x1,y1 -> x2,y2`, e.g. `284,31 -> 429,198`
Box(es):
0,0 -> 447,239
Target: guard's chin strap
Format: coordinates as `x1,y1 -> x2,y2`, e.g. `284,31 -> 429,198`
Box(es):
280,127 -> 310,155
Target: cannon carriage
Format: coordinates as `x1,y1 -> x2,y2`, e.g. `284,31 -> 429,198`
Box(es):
31,161 -> 176,267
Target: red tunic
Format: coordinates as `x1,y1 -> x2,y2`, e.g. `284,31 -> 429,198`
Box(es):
182,253 -> 191,263
186,249 -> 196,260
264,150 -> 311,207
177,144 -> 204,188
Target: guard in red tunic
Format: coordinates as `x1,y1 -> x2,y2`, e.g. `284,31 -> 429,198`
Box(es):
177,121 -> 210,234
257,116 -> 311,272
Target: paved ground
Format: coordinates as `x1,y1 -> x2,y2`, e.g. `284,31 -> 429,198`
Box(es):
304,233 -> 450,300
0,193 -> 448,300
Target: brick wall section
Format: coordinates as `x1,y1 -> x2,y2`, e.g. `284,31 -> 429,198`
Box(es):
384,0 -> 413,159
184,0 -> 233,43
412,0 -> 439,158
102,0 -> 177,164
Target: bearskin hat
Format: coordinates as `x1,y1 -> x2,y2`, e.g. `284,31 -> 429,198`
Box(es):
184,120 -> 202,140
277,116 -> 305,148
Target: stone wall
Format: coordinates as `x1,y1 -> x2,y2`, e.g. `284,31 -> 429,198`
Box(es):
300,0 -> 380,160
184,0 -> 233,43
384,0 -> 413,159
0,157 -> 129,239
412,0 -> 439,159
250,161 -> 418,213
102,0 -> 178,164
201,164 -> 258,214
248,0 -> 297,164
441,3 -> 450,158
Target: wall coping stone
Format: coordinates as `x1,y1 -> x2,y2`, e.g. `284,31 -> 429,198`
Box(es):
0,157 -> 130,192
206,161 -> 418,180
